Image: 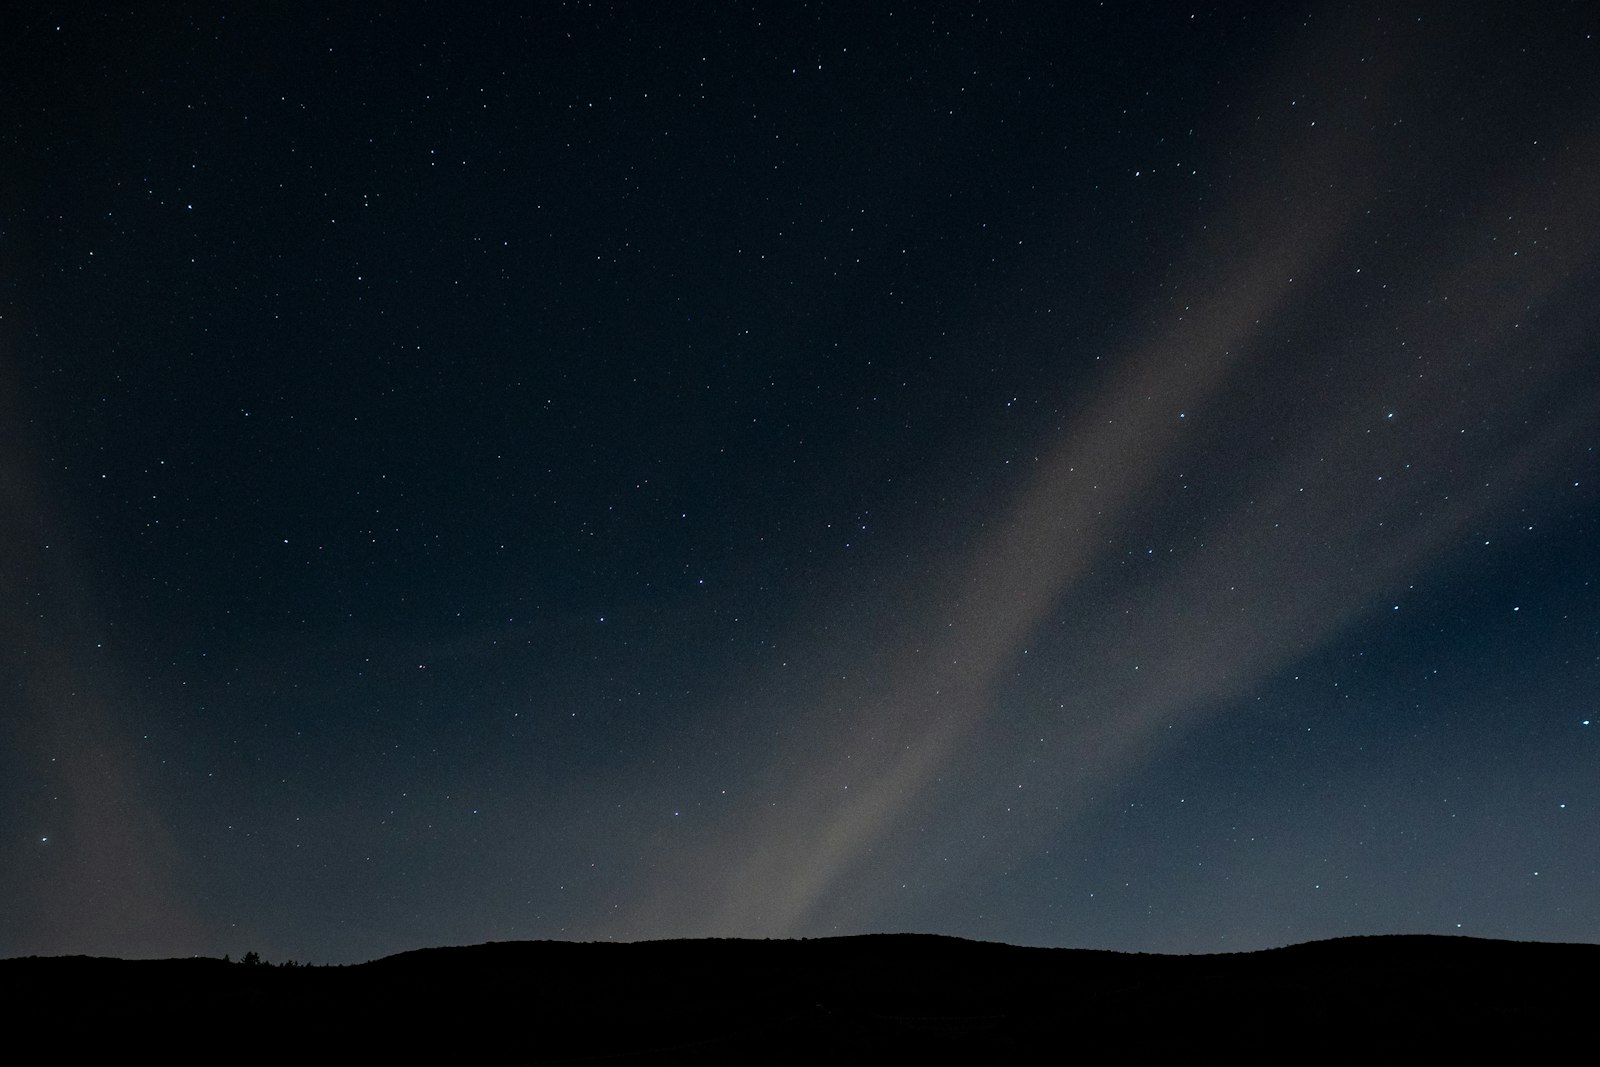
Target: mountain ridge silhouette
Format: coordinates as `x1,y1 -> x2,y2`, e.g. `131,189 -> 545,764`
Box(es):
4,932 -> 1591,1061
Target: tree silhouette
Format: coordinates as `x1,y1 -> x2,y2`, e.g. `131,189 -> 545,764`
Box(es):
240,951 -> 262,967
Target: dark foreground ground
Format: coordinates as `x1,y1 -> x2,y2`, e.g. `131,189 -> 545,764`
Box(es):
2,933 -> 1592,1062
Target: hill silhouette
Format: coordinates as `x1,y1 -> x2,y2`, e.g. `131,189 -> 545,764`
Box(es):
2,933 -> 1591,1062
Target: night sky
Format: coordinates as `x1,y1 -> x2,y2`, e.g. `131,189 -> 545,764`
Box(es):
5,2 -> 1600,964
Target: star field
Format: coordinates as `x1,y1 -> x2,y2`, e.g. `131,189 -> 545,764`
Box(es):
3,2 -> 1599,963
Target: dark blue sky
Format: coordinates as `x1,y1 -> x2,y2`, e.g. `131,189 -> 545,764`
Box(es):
4,1 -> 1599,963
